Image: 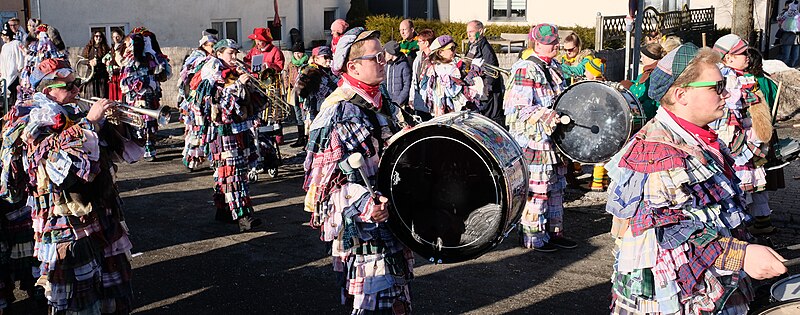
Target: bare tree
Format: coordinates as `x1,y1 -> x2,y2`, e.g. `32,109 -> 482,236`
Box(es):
732,0 -> 755,40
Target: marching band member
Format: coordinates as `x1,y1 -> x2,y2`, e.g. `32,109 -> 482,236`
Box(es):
2,58 -> 143,314
465,20 -> 505,124
17,24 -> 67,103
408,29 -> 435,121
243,27 -> 285,72
622,42 -> 665,121
710,34 -> 776,235
294,45 -> 337,148
178,32 -> 218,171
605,43 -> 786,314
196,39 -> 264,231
504,23 -> 577,252
420,35 -> 483,117
303,27 -> 413,314
119,27 -> 172,161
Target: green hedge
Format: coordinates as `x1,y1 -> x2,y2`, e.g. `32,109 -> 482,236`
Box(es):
365,15 -> 598,52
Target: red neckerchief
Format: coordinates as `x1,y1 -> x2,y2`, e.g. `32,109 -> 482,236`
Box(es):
342,73 -> 383,109
535,53 -> 552,64
665,108 -> 734,179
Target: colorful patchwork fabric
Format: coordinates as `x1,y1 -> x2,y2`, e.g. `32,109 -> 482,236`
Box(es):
420,61 -> 483,116
605,107 -> 752,314
302,81 -> 413,313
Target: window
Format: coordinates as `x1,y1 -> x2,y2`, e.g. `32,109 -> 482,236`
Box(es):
323,8 -> 337,37
267,19 -> 283,41
212,19 -> 240,42
0,11 -> 17,26
89,24 -> 128,44
490,0 -> 526,20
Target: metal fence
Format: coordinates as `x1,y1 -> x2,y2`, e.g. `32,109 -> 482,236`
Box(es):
595,6 -> 715,49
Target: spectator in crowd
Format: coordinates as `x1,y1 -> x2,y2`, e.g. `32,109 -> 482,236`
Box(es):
622,42 -> 664,121
383,40 -> 411,108
779,0 -> 800,67
1,22 -> 25,107
81,30 -> 110,98
104,28 -> 127,101
330,18 -> 348,53
559,33 -> 595,85
6,18 -> 25,42
285,42 -> 308,147
399,19 -> 419,62
409,28 -> 435,121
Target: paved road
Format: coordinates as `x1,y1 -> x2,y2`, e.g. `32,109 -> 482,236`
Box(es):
9,120 -> 800,314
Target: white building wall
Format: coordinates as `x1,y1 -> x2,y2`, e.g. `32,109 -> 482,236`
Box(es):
33,0 -> 348,49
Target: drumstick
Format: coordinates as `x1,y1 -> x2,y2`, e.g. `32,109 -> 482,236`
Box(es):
559,114 -> 600,133
346,153 -> 378,201
784,257 -> 800,267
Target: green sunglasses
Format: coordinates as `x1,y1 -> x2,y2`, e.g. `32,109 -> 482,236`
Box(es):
46,78 -> 82,91
681,79 -> 726,95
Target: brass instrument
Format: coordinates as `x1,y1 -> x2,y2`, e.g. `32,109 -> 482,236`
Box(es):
459,55 -> 510,79
231,59 -> 293,121
75,96 -> 172,129
74,57 -> 95,86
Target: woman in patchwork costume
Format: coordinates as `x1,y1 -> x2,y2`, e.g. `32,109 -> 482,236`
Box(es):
119,27 -> 171,160
178,33 -> 218,171
303,27 -> 413,314
194,39 -> 264,232
605,44 -> 786,314
503,23 -> 578,253
2,59 -> 144,314
419,35 -> 483,117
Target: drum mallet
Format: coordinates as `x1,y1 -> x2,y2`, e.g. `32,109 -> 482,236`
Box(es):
346,152 -> 378,201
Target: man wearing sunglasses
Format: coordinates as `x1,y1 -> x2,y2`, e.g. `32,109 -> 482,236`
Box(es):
304,27 -> 413,314
605,42 -> 788,315
710,34 -> 777,236
2,58 -> 142,314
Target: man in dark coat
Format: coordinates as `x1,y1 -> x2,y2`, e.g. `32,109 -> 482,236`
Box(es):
466,20 -> 505,124
383,40 -> 411,107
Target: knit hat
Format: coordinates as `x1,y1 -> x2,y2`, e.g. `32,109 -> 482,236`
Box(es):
292,42 -> 305,53
384,40 -> 401,57
429,35 -> 455,52
331,27 -> 380,75
248,27 -> 273,42
530,23 -> 559,45
203,28 -> 219,36
713,34 -> 748,56
585,58 -> 605,78
331,19 -> 349,35
30,58 -> 73,89
213,39 -> 242,52
647,43 -> 700,101
312,45 -> 332,57
198,34 -> 218,46
1,23 -> 13,37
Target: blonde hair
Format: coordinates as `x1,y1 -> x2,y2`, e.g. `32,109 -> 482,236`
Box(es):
661,35 -> 682,53
660,47 -> 722,106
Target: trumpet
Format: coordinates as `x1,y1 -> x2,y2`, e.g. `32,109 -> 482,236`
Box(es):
75,96 -> 172,129
460,56 -> 510,79
231,59 -> 293,112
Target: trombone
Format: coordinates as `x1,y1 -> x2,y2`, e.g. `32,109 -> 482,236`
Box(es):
459,55 -> 510,79
75,96 -> 172,129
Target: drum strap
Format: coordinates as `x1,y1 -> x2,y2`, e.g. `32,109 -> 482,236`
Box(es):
348,93 -> 401,156
526,55 -> 556,90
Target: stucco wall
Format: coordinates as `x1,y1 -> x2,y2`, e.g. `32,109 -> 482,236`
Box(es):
34,0 -> 348,50
447,0 -> 630,27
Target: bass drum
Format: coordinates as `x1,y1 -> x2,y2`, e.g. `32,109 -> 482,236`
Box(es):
378,112 -> 528,264
552,80 -> 645,163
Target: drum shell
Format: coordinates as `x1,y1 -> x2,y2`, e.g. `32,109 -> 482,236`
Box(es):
756,300 -> 800,315
378,112 -> 528,263
551,81 -> 645,163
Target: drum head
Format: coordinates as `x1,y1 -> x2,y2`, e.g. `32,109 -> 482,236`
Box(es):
552,81 -> 635,163
378,124 -> 508,263
771,274 -> 800,302
757,300 -> 800,315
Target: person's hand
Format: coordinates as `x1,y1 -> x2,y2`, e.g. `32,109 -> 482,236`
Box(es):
238,74 -> 250,85
370,196 -> 390,223
89,59 -> 98,67
743,244 -> 788,280
86,98 -> 113,124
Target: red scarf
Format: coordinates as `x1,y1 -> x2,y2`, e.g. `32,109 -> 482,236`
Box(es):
342,73 -> 383,109
535,53 -> 553,64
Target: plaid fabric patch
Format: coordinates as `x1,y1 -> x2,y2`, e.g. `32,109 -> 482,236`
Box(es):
658,220 -> 705,249
713,237 -> 747,271
676,241 -> 723,298
629,207 -> 685,237
619,140 -> 687,174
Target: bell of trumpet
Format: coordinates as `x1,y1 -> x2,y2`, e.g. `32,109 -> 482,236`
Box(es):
459,55 -> 510,79
75,96 -> 172,128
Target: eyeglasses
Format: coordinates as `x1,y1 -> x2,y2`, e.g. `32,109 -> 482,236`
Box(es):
47,78 -> 82,91
681,79 -> 726,95
351,51 -> 386,65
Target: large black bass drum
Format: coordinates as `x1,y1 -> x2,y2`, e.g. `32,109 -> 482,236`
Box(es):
378,112 -> 528,263
552,80 -> 645,163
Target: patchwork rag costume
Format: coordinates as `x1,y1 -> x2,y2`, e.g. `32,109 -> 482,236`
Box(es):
420,36 -> 483,117
606,44 -> 754,315
303,27 -> 413,314
119,27 -> 172,159
1,60 -> 144,314
178,35 -> 218,170
502,24 -> 570,249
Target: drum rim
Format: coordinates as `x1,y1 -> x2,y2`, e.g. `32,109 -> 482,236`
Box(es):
551,80 -> 636,163
378,112 -> 525,263
387,135 -> 502,251
755,298 -> 800,314
770,274 -> 800,302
